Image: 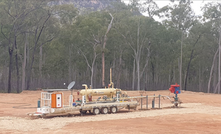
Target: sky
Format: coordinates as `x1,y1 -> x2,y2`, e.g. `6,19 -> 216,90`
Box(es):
122,0 -> 220,16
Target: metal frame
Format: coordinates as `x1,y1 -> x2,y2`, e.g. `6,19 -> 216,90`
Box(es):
41,92 -> 52,108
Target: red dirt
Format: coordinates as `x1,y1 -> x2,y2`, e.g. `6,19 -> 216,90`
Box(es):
0,90 -> 221,134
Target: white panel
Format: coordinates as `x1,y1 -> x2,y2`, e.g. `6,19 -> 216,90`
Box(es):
56,94 -> 62,108
82,95 -> 85,104
69,95 -> 73,106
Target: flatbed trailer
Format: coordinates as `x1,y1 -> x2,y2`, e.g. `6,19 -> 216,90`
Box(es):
27,92 -> 181,118
27,77 -> 181,117
28,101 -> 139,117
27,90 -> 140,117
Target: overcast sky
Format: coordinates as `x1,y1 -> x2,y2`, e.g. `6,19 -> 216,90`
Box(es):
122,0 -> 219,15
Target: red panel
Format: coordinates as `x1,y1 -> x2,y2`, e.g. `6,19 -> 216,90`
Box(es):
51,94 -> 56,108
169,83 -> 180,93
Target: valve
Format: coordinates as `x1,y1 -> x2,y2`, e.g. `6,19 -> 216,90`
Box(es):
169,83 -> 180,94
169,83 -> 181,107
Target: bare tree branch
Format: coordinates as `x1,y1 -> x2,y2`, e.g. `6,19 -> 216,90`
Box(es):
1,23 -> 10,42
79,49 -> 92,70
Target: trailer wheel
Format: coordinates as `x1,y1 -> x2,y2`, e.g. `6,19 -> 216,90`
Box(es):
110,106 -> 117,113
101,107 -> 108,114
93,108 -> 100,115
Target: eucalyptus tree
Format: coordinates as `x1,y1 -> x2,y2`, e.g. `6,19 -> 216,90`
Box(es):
0,0 -> 44,92
203,2 -> 221,93
117,15 -> 160,90
101,13 -> 114,88
25,1 -> 58,90
183,21 -> 204,91
149,25 -> 181,89
108,2 -> 134,88
52,4 -> 79,83
0,22 -> 8,92
111,1 -> 160,90
0,0 -> 58,92
161,2 -> 195,90
75,12 -> 114,88
136,0 -> 159,19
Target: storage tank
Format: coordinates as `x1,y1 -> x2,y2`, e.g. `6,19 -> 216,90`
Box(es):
79,88 -> 119,98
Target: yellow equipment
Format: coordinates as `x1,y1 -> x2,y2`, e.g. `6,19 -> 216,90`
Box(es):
79,68 -> 126,102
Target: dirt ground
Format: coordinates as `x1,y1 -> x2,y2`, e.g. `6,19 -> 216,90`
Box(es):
1,90 -> 221,134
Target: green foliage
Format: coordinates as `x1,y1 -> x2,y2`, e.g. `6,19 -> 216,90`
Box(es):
0,0 -> 219,92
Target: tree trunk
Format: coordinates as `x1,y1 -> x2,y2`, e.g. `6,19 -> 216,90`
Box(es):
91,66 -> 94,88
102,13 -> 114,87
22,33 -> 28,91
79,47 -> 98,89
68,44 -> 72,83
39,44 -> 43,87
199,66 -> 201,92
137,58 -> 140,90
136,19 -> 140,91
213,59 -> 218,93
8,47 -> 13,93
94,64 -> 97,88
218,30 -> 221,94
184,62 -> 189,90
214,79 -> 221,94
208,49 -> 218,93
151,61 -> 154,83
132,59 -> 135,90
102,52 -> 105,87
14,37 -> 20,93
116,51 -> 122,88
26,14 -> 51,90
26,44 -> 37,90
184,35 -> 201,91
180,32 -> 183,90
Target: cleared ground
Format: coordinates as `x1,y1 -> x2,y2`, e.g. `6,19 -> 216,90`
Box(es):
0,90 -> 221,134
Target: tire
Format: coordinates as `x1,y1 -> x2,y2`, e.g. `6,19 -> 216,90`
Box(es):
93,108 -> 100,115
110,106 -> 117,113
101,107 -> 108,114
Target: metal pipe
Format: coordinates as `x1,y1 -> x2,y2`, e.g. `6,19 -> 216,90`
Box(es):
110,68 -> 114,88
116,91 -> 119,102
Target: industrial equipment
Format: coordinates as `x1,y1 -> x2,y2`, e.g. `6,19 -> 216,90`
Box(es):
169,83 -> 182,107
27,70 -> 182,118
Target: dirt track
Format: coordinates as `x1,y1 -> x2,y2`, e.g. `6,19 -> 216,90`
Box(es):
0,90 -> 221,134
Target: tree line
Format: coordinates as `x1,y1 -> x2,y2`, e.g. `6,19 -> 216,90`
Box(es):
0,0 -> 220,94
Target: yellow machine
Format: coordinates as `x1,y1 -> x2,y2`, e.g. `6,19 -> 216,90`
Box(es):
80,88 -> 120,99
79,69 -> 127,102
